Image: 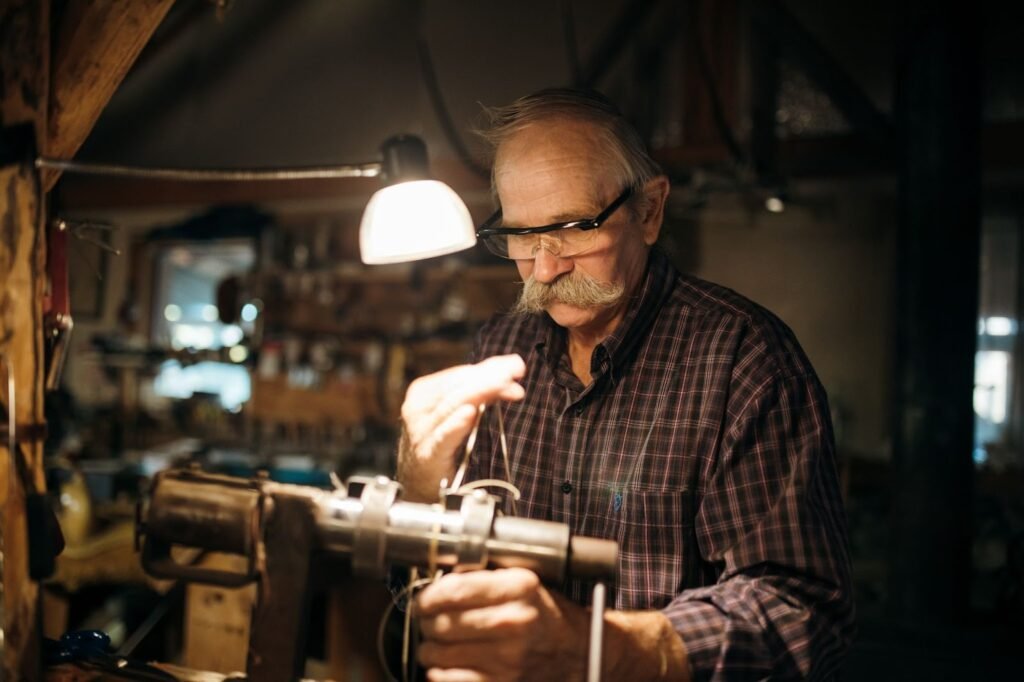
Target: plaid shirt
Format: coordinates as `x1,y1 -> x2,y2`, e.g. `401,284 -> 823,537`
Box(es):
466,247 -> 854,680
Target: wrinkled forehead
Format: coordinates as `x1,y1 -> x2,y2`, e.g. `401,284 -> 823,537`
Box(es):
492,119 -> 622,207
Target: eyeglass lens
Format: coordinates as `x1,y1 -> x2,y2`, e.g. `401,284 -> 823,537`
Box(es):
500,229 -> 598,259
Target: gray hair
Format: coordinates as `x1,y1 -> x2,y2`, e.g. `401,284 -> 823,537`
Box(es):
477,88 -> 663,200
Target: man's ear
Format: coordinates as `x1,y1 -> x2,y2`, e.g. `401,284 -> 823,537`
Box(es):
639,175 -> 670,246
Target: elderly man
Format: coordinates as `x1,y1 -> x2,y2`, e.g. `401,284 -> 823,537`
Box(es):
398,89 -> 854,681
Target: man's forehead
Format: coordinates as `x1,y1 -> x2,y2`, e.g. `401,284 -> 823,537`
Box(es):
493,121 -> 619,211
494,118 -> 605,167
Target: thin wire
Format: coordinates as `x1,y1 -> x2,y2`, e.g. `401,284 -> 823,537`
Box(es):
401,569 -> 417,681
496,406 -> 518,516
3,356 -> 14,497
0,356 -> 9,682
58,219 -> 123,257
457,479 -> 521,501
377,573 -> 438,682
35,157 -> 382,181
449,404 -> 485,491
415,36 -> 490,180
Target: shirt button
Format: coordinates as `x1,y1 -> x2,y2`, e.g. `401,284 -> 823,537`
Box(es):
574,405 -> 584,416
560,481 -> 573,494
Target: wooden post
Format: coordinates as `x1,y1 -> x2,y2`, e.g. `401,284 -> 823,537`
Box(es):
889,1 -> 982,627
0,0 -> 49,677
0,157 -> 47,682
1,0 -> 173,675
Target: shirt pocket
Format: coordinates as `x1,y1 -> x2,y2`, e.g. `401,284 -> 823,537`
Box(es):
614,489 -> 692,610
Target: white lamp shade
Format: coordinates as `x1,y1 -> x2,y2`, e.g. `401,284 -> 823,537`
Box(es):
359,180 -> 476,264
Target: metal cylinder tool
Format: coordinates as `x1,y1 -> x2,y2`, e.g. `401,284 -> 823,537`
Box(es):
137,468 -> 618,681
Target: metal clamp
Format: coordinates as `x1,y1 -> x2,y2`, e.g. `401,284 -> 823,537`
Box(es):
349,475 -> 401,578
455,490 -> 497,570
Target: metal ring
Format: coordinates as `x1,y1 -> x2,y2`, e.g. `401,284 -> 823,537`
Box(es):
352,476 -> 400,578
456,490 -> 496,569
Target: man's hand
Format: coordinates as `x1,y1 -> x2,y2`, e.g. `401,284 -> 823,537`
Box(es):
414,568 -> 589,682
398,354 -> 526,502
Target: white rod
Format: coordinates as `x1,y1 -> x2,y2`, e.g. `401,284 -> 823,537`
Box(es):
587,581 -> 606,682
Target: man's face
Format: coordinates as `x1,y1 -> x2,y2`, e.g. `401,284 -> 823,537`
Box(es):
493,119 -> 659,339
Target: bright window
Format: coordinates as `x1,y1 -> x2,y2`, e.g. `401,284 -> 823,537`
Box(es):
973,216 -> 1021,466
150,241 -> 255,410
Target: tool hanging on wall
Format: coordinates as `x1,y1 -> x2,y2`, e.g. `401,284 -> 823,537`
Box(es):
0,356 -> 64,582
43,220 -> 72,392
44,217 -> 124,392
137,467 -> 618,682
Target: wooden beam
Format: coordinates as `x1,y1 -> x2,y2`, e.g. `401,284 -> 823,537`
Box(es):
45,0 -> 175,191
655,120 -> 1024,179
680,0 -> 740,157
0,0 -> 49,150
580,0 -> 662,88
751,0 -> 893,150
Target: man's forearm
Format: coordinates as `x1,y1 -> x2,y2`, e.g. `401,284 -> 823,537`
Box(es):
603,610 -> 691,681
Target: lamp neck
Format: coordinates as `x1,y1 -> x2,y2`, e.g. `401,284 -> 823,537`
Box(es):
380,135 -> 430,185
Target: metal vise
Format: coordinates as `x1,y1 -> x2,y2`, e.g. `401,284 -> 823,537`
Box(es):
137,467 -> 618,681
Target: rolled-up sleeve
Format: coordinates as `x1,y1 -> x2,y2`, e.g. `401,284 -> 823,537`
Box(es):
663,370 -> 855,680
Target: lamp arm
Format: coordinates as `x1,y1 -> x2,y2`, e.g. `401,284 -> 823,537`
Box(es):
34,157 -> 383,182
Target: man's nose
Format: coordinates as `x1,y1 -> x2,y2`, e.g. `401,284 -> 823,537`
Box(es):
531,245 -> 573,283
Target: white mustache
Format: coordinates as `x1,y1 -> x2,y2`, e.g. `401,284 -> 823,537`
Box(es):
513,272 -> 625,314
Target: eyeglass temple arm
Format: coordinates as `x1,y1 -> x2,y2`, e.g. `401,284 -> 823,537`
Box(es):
477,187 -> 634,237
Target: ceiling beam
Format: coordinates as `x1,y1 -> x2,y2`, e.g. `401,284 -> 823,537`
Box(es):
680,0 -> 741,160
78,0 -> 305,166
45,0 -> 175,191
580,0 -> 663,88
656,120 -> 1024,180
55,119 -> 1024,210
751,0 -> 894,153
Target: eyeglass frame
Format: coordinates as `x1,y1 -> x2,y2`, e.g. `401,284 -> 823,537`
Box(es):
475,186 -> 634,258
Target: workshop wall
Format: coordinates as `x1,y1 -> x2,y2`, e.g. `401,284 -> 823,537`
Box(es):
59,181 -> 900,465
672,184 -> 898,461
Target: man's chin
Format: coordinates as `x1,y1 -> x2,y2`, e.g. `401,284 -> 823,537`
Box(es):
545,301 -> 596,328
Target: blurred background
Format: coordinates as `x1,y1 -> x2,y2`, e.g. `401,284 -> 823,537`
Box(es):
24,0 -> 1024,678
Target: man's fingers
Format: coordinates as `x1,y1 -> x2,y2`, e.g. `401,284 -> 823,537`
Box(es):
424,667 -> 486,682
421,403 -> 482,465
415,569 -> 540,616
420,601 -> 538,643
406,354 -> 524,403
402,355 -> 526,461
428,362 -> 525,419
406,355 -> 526,417
418,641 -> 513,677
478,353 -> 527,377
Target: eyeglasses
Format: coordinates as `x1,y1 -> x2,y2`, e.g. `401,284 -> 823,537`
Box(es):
476,187 -> 633,260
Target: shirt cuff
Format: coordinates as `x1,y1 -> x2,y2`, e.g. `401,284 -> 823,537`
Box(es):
661,598 -> 729,679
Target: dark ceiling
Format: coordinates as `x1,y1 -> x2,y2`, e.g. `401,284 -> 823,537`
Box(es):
68,0 -> 1024,195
